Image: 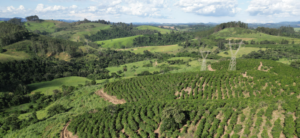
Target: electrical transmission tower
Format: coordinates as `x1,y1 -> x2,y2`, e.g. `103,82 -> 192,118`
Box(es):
228,40 -> 243,71
199,47 -> 210,71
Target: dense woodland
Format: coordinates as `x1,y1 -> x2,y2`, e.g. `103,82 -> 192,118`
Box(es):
0,22 -> 29,46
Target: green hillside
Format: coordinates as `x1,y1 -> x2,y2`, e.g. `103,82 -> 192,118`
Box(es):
51,22 -> 111,42
5,58 -> 300,138
25,20 -> 60,33
119,45 -> 184,54
96,35 -> 142,48
294,28 -> 300,32
28,76 -> 92,95
137,25 -> 173,34
213,27 -> 300,44
65,59 -> 300,138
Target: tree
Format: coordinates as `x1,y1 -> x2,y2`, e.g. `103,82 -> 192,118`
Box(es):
162,107 -> 185,123
47,104 -> 67,117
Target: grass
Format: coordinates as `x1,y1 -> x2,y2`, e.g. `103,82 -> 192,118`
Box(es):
25,20 -> 58,33
0,50 -> 31,62
6,85 -> 112,138
51,23 -> 111,42
119,45 -> 184,54
294,28 -> 300,32
106,57 -> 218,79
213,27 -> 300,44
28,76 -> 92,95
217,47 -> 265,58
276,58 -> 297,65
95,35 -> 142,48
137,25 -> 173,34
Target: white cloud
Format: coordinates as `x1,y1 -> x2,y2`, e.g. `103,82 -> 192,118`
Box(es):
70,5 -> 78,9
88,6 -> 97,12
35,4 -> 67,12
175,0 -> 240,16
247,0 -> 300,17
2,5 -> 26,13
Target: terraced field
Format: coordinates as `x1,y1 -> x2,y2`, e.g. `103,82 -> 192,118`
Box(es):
65,59 -> 300,138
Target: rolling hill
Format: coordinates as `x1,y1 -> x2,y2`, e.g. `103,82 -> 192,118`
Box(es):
137,25 -> 173,34
5,58 -> 300,138
213,27 -> 300,44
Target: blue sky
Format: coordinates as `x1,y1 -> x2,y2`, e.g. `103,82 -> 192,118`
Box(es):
1,0 -> 300,23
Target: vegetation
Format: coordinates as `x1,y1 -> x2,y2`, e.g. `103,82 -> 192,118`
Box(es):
3,18 -> 300,138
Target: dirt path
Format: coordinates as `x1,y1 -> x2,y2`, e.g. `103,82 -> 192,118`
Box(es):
208,64 -> 216,71
95,89 -> 126,104
154,122 -> 162,138
60,121 -> 78,138
258,62 -> 263,70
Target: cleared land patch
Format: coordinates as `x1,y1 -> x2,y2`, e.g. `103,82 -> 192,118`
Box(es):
137,25 -> 173,34
119,45 -> 184,54
28,76 -> 91,95
95,89 -> 126,104
96,35 -> 142,48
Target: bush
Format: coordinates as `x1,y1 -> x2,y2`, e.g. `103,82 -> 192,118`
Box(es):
47,104 -> 67,117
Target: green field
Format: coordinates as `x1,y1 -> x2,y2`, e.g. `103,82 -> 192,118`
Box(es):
137,25 -> 173,34
214,27 -> 300,44
218,47 -> 266,58
294,28 -> 300,32
24,20 -> 59,33
106,57 -> 218,79
0,50 -> 31,62
120,45 -> 184,54
96,35 -> 142,48
28,76 -> 92,95
52,23 -> 111,42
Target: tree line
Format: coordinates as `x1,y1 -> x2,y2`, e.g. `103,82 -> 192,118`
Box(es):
256,26 -> 300,38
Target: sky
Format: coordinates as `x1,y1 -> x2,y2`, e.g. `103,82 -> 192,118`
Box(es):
1,0 -> 300,23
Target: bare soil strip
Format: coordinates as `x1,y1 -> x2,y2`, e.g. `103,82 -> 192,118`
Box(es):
154,122 -> 162,138
60,121 -> 78,138
208,64 -> 216,71
258,62 -> 263,70
95,89 -> 126,104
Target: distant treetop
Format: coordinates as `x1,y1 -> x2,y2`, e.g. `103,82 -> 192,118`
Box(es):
26,15 -> 40,21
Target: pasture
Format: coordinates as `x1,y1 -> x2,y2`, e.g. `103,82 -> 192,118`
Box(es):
214,27 -> 300,44
137,25 -> 173,34
119,45 -> 184,54
0,50 -> 31,62
294,28 -> 300,32
95,35 -> 142,48
106,57 -> 218,79
217,47 -> 266,58
28,76 -> 91,95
